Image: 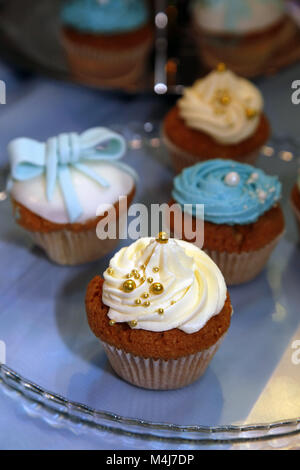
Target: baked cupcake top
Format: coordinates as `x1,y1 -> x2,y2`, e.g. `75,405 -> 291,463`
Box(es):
102,234 -> 227,334
178,64 -> 264,145
8,127 -> 137,224
172,159 -> 282,225
193,0 -> 284,34
61,0 -> 149,34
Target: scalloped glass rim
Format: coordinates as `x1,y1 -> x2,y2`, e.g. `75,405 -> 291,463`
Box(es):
1,364 -> 300,444
1,132 -> 300,446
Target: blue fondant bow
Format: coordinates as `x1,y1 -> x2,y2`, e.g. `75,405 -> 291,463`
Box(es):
8,127 -> 137,223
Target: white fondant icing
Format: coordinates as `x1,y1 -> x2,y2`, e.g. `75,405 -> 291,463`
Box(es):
11,162 -> 135,224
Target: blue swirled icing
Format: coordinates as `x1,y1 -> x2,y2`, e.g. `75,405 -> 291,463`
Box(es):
172,159 -> 282,225
61,0 -> 149,34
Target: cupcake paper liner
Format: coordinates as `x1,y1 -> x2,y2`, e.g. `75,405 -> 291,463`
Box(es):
61,31 -> 152,87
204,232 -> 284,286
291,197 -> 300,237
162,129 -> 260,174
31,228 -> 120,266
101,335 -> 226,390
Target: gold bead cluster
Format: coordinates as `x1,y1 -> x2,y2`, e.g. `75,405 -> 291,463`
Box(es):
111,234 -> 174,329
212,63 -> 258,120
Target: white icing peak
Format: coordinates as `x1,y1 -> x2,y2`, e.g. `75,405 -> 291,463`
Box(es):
178,67 -> 263,145
102,237 -> 227,334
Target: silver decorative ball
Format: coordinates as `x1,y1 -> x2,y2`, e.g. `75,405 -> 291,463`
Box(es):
224,171 -> 240,187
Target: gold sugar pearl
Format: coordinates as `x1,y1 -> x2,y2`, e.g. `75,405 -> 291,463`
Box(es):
217,62 -> 226,72
153,267 -> 160,273
142,293 -> 149,299
156,231 -> 169,244
107,268 -> 114,275
144,301 -> 151,307
129,320 -> 138,328
219,93 -> 231,106
150,282 -> 164,295
134,273 -> 140,280
135,299 -> 142,305
140,264 -> 146,270
140,276 -> 146,282
126,273 -> 132,279
246,108 -> 257,119
122,279 -> 136,293
131,269 -> 138,276
147,277 -> 154,284
109,319 -> 116,326
157,308 -> 164,315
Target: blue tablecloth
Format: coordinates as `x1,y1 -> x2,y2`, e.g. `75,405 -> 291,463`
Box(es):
0,59 -> 300,450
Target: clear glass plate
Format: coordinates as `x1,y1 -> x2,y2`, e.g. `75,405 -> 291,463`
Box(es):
0,126 -> 300,448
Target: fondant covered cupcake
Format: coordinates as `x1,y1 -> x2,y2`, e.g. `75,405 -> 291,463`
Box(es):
169,160 -> 285,285
8,127 -> 137,265
163,65 -> 270,173
291,171 -> 300,238
192,0 -> 293,77
61,0 -> 153,88
86,234 -> 232,390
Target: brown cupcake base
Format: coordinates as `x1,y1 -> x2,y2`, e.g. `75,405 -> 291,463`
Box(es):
11,188 -> 135,265
85,277 -> 232,360
163,106 -> 270,173
30,229 -> 121,266
203,233 -> 283,285
86,277 -> 232,390
61,25 -> 153,89
167,203 -> 285,285
101,336 -> 226,390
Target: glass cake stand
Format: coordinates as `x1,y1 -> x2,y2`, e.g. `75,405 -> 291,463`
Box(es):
0,124 -> 300,449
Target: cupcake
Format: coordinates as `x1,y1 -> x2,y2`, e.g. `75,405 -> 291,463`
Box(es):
8,127 -> 137,265
291,171 -> 300,237
61,0 -> 153,89
192,0 -> 295,77
168,159 -> 285,285
86,233 -> 232,390
163,64 -> 270,174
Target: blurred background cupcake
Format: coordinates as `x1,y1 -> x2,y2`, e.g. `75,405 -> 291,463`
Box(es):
163,64 -> 270,173
169,159 -> 285,285
291,169 -> 300,238
191,0 -> 298,77
60,0 -> 154,89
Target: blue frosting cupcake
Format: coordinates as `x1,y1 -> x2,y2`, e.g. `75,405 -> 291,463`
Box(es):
172,159 -> 281,225
61,0 -> 149,34
170,160 -> 285,285
60,0 -> 153,89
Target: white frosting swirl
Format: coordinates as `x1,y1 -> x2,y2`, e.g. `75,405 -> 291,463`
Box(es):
102,237 -> 227,334
178,68 -> 263,145
194,0 -> 284,34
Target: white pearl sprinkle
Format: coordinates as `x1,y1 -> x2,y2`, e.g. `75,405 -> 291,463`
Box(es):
257,190 -> 267,203
247,172 -> 259,184
224,172 -> 240,187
